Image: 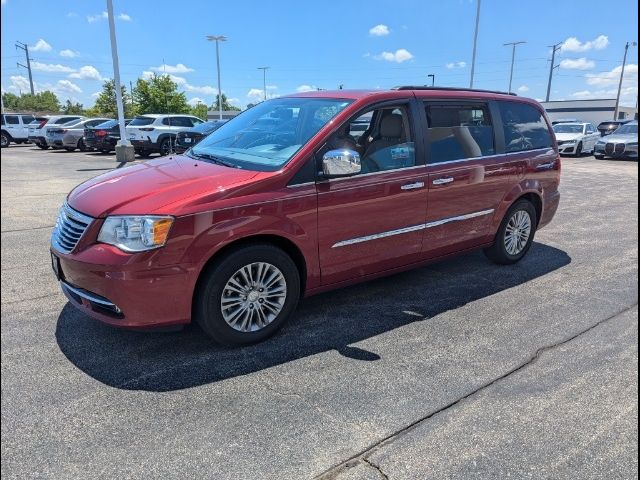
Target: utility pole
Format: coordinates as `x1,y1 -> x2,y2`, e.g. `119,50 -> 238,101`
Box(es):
614,41 -> 638,121
257,66 -> 270,101
15,42 -> 35,95
207,35 -> 227,120
106,0 -> 133,163
503,41 -> 526,93
469,0 -> 481,88
546,42 -> 562,102
428,74 -> 435,86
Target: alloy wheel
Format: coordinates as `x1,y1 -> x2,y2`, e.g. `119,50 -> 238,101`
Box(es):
504,210 -> 532,255
220,262 -> 287,332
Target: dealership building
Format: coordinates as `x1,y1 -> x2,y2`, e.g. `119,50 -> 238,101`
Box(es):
541,99 -> 637,125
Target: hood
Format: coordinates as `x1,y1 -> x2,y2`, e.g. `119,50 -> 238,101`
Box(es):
600,133 -> 638,143
67,155 -> 260,218
554,132 -> 583,141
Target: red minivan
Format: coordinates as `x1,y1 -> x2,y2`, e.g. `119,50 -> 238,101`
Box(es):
51,87 -> 561,345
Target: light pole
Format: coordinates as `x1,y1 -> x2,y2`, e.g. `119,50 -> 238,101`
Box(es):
106,0 -> 133,163
614,41 -> 637,121
469,0 -> 481,88
503,41 -> 526,93
207,35 -> 227,120
257,66 -> 270,101
428,74 -> 435,87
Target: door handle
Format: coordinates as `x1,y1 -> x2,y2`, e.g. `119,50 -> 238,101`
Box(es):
400,181 -> 425,190
432,177 -> 454,185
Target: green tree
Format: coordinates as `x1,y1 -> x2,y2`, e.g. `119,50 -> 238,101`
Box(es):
2,92 -> 20,110
133,74 -> 190,114
190,102 -> 209,120
2,91 -> 61,112
211,93 -> 240,112
62,99 -> 84,115
91,79 -> 133,118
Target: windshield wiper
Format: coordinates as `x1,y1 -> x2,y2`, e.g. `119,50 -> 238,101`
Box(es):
187,150 -> 239,168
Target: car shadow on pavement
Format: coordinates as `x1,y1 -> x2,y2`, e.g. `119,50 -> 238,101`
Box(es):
55,242 -> 571,392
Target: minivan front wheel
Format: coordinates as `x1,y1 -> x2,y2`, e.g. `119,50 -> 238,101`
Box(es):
195,244 -> 300,345
484,200 -> 537,265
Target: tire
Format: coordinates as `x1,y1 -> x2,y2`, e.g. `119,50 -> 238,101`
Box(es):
100,148 -> 110,154
78,138 -> 87,152
38,144 -> 49,150
594,154 -> 605,160
137,149 -> 152,158
64,147 -> 75,152
575,142 -> 583,156
0,132 -> 10,148
159,137 -> 172,156
194,244 -> 301,345
483,199 -> 537,265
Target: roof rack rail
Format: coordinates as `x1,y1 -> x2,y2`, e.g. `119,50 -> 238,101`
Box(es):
392,86 -> 517,96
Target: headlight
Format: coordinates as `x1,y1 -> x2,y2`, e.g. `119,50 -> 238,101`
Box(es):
596,140 -> 605,145
98,216 -> 174,252
628,142 -> 638,147
565,139 -> 577,144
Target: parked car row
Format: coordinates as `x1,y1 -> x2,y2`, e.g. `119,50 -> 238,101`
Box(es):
2,113 -> 227,156
552,119 -> 638,158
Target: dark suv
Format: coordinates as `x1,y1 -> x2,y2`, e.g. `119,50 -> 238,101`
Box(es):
597,120 -> 630,136
51,87 -> 560,345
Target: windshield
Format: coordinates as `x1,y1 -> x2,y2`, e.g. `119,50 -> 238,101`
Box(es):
553,124 -> 583,134
191,97 -> 352,171
614,124 -> 638,135
95,120 -> 118,129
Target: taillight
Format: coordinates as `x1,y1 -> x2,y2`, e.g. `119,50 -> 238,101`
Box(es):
139,127 -> 155,132
61,129 -> 68,133
95,130 -> 107,137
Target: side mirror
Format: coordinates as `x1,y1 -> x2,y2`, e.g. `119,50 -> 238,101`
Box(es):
322,149 -> 361,178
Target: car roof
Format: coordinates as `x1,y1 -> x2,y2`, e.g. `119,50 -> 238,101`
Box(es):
136,114 -> 197,118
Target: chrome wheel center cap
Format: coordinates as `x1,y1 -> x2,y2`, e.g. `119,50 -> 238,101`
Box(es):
248,291 -> 260,302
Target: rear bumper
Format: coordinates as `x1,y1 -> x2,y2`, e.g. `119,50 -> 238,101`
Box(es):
86,137 -> 117,150
28,135 -> 47,146
53,245 -> 197,328
130,139 -> 159,152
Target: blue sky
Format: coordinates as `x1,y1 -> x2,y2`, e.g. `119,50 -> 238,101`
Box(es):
1,0 -> 638,109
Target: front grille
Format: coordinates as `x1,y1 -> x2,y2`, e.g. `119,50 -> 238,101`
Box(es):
605,143 -> 615,155
614,143 -> 625,155
51,203 -> 93,253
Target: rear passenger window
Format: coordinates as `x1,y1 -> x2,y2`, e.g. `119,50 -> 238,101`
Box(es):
498,102 -> 552,153
5,115 -> 20,125
21,115 -> 35,124
425,104 -> 494,163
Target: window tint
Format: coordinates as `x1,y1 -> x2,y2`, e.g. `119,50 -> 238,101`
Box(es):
169,117 -> 194,127
54,117 -> 80,124
348,112 -> 373,141
21,115 -> 35,124
191,117 -> 204,125
87,119 -> 108,127
95,120 -> 118,129
5,115 -> 20,125
498,102 -> 552,153
129,117 -> 155,126
425,104 -> 494,163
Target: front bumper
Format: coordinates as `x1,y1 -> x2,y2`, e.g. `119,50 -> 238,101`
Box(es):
52,244 -> 197,328
557,142 -> 578,154
594,142 -> 638,158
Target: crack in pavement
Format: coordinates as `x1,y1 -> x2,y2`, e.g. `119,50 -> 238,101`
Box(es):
315,301 -> 638,480
2,225 -> 55,233
362,457 -> 390,480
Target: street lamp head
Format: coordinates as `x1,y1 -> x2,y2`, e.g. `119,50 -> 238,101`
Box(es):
206,35 -> 227,42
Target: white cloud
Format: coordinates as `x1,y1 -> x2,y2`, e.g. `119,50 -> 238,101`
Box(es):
228,97 -> 241,106
8,75 -> 31,93
59,49 -> 79,58
561,35 -> 609,52
187,97 -> 206,106
66,12 -> 78,17
31,39 -> 52,52
1,0 -> 8,6
141,71 -> 154,80
151,63 -> 194,74
87,11 -> 108,23
87,11 -> 130,23
517,85 -> 530,93
91,91 -> 101,98
185,84 -> 218,95
374,48 -> 414,63
55,80 -> 82,94
31,62 -> 75,73
559,57 -> 595,70
586,64 -> 638,86
69,66 -> 103,81
369,24 -> 390,36
296,85 -> 318,93
266,85 -> 278,90
446,61 -> 467,69
571,86 -> 638,101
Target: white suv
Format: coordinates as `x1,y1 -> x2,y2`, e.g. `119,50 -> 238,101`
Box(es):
126,114 -> 205,157
28,115 -> 85,149
1,113 -> 38,147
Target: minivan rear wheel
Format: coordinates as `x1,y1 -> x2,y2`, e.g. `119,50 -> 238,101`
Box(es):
484,199 -> 537,265
194,244 -> 300,345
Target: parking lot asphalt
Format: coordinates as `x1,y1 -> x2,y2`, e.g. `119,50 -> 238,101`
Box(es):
1,145 -> 638,479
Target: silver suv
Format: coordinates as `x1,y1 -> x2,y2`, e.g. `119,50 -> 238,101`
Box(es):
126,114 -> 205,157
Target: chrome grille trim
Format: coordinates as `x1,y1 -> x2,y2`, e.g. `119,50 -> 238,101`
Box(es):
51,203 -> 93,253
